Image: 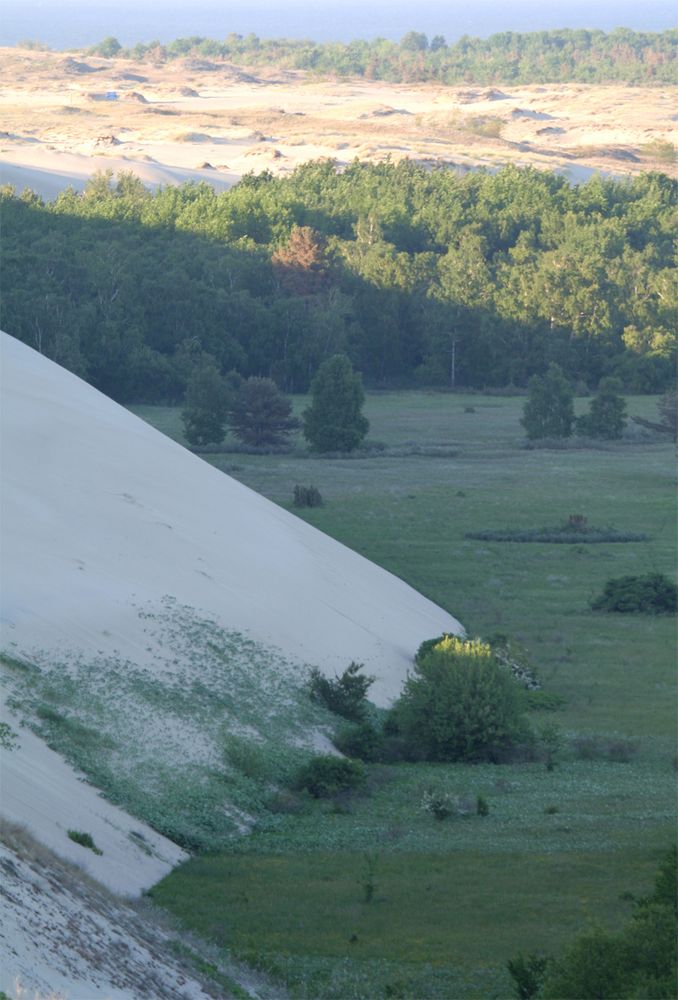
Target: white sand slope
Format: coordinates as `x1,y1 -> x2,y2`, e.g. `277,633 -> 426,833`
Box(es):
0,688 -> 187,895
0,824 -> 248,1000
0,148 -> 239,201
0,330 -> 461,708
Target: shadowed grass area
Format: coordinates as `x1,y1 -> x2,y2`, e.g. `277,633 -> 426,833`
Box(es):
153,848 -> 658,963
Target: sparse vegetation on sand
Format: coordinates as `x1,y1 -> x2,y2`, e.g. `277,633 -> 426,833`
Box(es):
3,601 -> 338,851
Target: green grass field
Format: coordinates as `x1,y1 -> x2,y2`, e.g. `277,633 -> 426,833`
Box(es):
135,392 -> 677,999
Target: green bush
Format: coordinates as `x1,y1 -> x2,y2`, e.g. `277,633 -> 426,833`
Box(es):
390,642 -> 528,763
420,787 -> 457,821
295,754 -> 366,798
293,484 -> 323,508
67,829 -> 103,855
591,573 -> 677,614
571,735 -> 638,763
309,662 -> 374,721
334,720 -> 384,762
0,722 -> 18,750
466,525 -> 647,544
414,633 -> 455,664
526,690 -> 566,711
533,848 -> 678,999
507,952 -> 550,999
223,734 -> 271,781
576,377 -> 627,439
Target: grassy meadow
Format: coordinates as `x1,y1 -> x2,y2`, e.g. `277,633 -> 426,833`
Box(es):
134,392 -> 676,998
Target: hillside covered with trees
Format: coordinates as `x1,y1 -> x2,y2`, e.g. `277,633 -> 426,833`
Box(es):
87,28 -> 678,86
1,162 -> 675,403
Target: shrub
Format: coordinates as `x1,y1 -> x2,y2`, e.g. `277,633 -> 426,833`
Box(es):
334,720 -> 384,762
643,139 -> 676,164
391,642 -> 528,762
309,662 -> 375,721
0,722 -> 18,750
67,829 -> 103,855
507,953 -> 550,999
576,377 -> 627,439
417,633 -> 540,690
293,484 -> 323,508
466,525 -> 647,544
571,735 -> 639,762
415,633 -> 455,664
303,354 -> 369,453
536,723 -> 564,771
223,734 -> 270,781
521,363 -> 574,440
591,573 -> 677,614
514,850 -> 677,998
265,790 -> 308,815
295,755 -> 366,798
420,787 -> 456,821
526,690 -> 566,711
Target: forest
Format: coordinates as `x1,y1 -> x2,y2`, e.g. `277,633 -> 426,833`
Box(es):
1,162 -> 675,404
88,28 -> 678,86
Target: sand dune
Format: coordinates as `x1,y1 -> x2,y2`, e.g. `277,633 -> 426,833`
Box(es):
0,47 -> 675,200
0,146 -> 239,198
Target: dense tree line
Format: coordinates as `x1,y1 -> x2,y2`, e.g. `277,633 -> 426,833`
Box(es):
1,162 -> 675,403
87,28 -> 678,85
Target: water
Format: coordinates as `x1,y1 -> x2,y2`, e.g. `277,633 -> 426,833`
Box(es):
1,0 -> 675,49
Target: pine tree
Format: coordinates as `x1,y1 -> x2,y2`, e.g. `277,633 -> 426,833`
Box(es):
229,377 -> 299,447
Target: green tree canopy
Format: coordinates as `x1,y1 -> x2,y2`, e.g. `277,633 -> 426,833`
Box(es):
228,376 -> 299,446
303,354 -> 369,452
521,363 -> 575,440
541,848 -> 677,999
181,362 -> 231,446
577,376 -> 627,439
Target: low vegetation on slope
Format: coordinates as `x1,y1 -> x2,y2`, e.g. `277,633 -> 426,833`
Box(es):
3,601 -> 337,851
